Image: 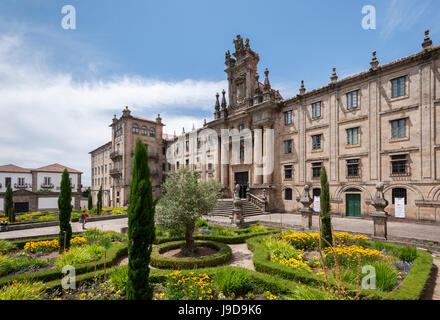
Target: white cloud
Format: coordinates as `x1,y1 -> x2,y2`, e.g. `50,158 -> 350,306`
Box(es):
380,0 -> 432,39
0,33 -> 226,186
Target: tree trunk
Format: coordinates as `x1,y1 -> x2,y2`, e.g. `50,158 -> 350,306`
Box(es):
183,222 -> 196,255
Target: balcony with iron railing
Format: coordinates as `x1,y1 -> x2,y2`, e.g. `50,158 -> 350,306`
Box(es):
109,168 -> 122,176
110,151 -> 122,160
390,163 -> 411,177
41,183 -> 54,189
14,183 -> 31,189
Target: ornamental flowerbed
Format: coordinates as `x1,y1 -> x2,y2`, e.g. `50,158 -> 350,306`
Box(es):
248,230 -> 432,299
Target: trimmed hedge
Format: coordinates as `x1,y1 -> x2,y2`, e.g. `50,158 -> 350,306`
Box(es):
43,265 -> 326,299
154,227 -> 279,245
0,243 -> 127,287
150,240 -> 232,269
247,235 -> 433,300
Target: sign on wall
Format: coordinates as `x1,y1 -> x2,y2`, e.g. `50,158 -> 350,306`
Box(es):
313,196 -> 320,213
394,198 -> 405,218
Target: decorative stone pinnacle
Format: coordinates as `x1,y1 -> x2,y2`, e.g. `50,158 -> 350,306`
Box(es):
215,92 -> 220,111
330,67 -> 338,83
299,80 -> 306,95
422,29 -> 433,50
221,89 -> 227,110
264,68 -> 271,91
370,51 -> 379,71
156,113 -> 162,123
203,118 -> 207,126
182,127 -> 185,134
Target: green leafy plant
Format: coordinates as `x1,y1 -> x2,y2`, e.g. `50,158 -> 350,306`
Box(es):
156,167 -> 221,254
319,165 -> 332,248
5,183 -> 14,223
0,240 -> 16,254
215,268 -> 254,296
0,280 -> 45,300
55,245 -> 104,268
399,246 -> 418,263
372,261 -> 398,292
110,266 -> 128,293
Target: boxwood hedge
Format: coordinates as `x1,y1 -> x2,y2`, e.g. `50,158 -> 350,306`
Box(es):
246,235 -> 433,300
150,240 -> 232,269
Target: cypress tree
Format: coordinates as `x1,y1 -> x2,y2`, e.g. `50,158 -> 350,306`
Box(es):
127,139 -> 155,300
320,165 -> 333,248
5,183 -> 14,223
88,187 -> 92,210
58,169 -> 73,252
97,185 -> 103,215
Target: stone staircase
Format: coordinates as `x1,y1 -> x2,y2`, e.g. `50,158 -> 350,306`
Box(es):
209,199 -> 265,218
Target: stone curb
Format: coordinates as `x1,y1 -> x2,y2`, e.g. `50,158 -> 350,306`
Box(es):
0,214 -> 127,232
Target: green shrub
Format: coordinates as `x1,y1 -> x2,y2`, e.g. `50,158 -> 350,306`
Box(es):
0,255 -> 47,277
0,240 -> 16,254
167,229 -> 182,238
55,245 -> 104,268
215,268 -> 254,296
155,228 -> 163,237
399,246 -> 418,263
195,219 -> 209,228
248,224 -> 267,233
110,266 -> 128,292
151,240 -> 232,269
0,280 -> 45,300
372,262 -> 398,292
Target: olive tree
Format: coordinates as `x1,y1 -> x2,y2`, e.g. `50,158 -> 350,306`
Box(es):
156,167 -> 221,254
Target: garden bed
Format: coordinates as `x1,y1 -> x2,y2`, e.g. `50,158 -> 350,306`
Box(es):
150,240 -> 232,269
246,232 -> 433,300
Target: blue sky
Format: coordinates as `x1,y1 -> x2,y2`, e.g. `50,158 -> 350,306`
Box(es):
0,0 -> 438,185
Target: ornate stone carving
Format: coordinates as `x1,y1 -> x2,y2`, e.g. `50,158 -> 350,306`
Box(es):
371,182 -> 390,240
297,184 -> 313,230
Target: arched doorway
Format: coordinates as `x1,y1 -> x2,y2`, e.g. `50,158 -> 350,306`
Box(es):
345,188 -> 361,217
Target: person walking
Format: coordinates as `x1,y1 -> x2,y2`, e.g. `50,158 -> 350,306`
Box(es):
80,210 -> 87,230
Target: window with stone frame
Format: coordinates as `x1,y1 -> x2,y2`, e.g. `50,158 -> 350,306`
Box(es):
312,101 -> 321,119
284,165 -> 293,179
312,162 -> 322,178
185,140 -> 189,152
284,139 -> 293,154
141,126 -> 148,135
346,90 -> 359,110
391,118 -> 407,139
391,76 -> 406,98
285,188 -> 293,200
346,159 -> 360,177
284,110 -> 292,125
18,177 -> 25,186
150,127 -> 156,137
312,134 -> 322,150
392,188 -> 407,205
346,127 -> 359,145
390,154 -> 409,176
132,124 -> 139,134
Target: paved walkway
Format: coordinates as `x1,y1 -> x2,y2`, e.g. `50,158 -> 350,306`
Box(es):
0,218 -> 128,240
226,243 -> 255,271
205,213 -> 440,245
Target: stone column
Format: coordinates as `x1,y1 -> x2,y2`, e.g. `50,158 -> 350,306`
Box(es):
371,182 -> 390,240
253,127 -> 263,185
220,129 -> 230,190
231,184 -> 244,227
297,184 -> 313,230
263,125 -> 273,184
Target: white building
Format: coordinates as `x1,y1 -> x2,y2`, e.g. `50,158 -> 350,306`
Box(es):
0,163 -> 82,213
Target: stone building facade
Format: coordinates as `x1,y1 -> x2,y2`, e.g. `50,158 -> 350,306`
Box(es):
167,32 -> 440,223
0,163 -> 82,213
89,107 -> 166,207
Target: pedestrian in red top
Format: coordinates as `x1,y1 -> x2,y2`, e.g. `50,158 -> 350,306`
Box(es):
80,210 -> 87,230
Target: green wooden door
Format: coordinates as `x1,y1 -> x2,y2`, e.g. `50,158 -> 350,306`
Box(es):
346,194 -> 361,217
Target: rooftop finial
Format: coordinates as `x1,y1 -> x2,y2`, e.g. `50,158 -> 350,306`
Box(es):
156,113 -> 162,124
221,89 -> 227,110
182,127 -> 185,134
422,29 -> 433,50
299,80 -> 306,95
264,68 -> 271,91
204,118 -> 207,126
330,67 -> 338,83
370,51 -> 379,71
